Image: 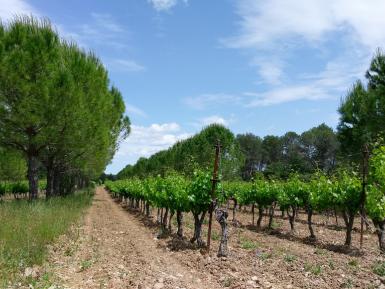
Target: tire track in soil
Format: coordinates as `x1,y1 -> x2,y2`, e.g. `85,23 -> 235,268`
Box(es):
50,187 -> 221,289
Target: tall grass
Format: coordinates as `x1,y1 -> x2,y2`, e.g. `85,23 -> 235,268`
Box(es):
0,189 -> 94,286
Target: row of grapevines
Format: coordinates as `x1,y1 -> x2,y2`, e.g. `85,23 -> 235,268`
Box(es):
224,172 -> 361,247
105,170 -> 218,246
106,156 -> 385,252
0,180 -> 47,200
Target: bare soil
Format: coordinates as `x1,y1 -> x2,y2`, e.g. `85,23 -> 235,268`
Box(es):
46,187 -> 385,289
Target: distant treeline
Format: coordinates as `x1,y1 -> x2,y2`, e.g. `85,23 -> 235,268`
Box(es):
116,123 -> 339,181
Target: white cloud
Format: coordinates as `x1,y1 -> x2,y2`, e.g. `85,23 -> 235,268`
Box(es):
125,104 -> 147,118
90,13 -> 124,33
226,0 -> 385,50
67,13 -> 129,50
247,55 -> 365,106
108,59 -> 146,72
148,0 -> 187,12
221,0 -> 382,106
0,0 -> 38,22
200,115 -> 228,126
108,123 -> 190,171
251,58 -> 284,85
184,93 -> 241,110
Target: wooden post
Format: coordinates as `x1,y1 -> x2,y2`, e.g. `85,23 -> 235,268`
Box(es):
207,140 -> 221,252
360,143 -> 369,249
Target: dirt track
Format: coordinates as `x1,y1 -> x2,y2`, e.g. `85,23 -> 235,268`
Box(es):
48,187 -> 384,289
49,187 -> 221,289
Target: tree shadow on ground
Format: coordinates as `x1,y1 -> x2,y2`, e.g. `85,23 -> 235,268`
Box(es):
234,218 -> 364,257
267,229 -> 363,257
166,235 -> 201,252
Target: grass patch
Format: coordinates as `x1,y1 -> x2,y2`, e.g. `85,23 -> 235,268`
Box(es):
221,277 -> 235,287
258,251 -> 273,261
240,238 -> 259,250
0,189 -> 94,286
373,261 -> 385,277
341,278 -> 354,288
304,263 -> 322,275
79,259 -> 93,272
314,248 -> 327,255
348,259 -> 358,268
270,220 -> 281,230
284,253 -> 297,263
211,231 -> 220,241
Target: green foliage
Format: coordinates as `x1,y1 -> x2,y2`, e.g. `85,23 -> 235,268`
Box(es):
309,173 -> 334,211
309,171 -> 361,215
0,148 -> 26,181
367,146 -> 385,222
0,182 -> 7,198
333,171 -> 361,214
0,16 -> 130,196
279,175 -> 308,210
188,170 -> 213,215
338,50 -> 385,162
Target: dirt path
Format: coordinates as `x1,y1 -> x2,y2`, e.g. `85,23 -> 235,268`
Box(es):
49,187 -> 221,289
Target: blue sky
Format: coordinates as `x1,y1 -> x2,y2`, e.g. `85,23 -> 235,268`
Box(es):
1,0 -> 385,174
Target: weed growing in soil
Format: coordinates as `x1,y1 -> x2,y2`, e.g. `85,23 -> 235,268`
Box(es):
284,254 -> 297,263
80,259 -> 93,272
258,252 -> 273,261
270,220 -> 281,230
314,248 -> 327,255
211,231 -> 220,241
240,238 -> 259,250
372,261 -> 385,276
221,276 -> 235,287
341,278 -> 354,288
0,189 -> 94,286
348,259 -> 358,268
304,263 -> 322,275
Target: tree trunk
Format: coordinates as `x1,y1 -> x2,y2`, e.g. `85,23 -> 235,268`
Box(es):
307,205 -> 316,240
162,207 -> 169,230
257,206 -> 264,228
252,203 -> 255,226
216,209 -> 229,257
27,154 -> 39,200
168,211 -> 174,232
268,204 -> 275,229
46,165 -> 54,198
160,208 -> 164,224
287,206 -> 296,233
177,210 -> 183,238
191,212 -> 206,247
373,220 -> 385,253
334,209 -> 339,226
342,210 -> 355,247
232,198 -> 237,221
145,202 -> 151,217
